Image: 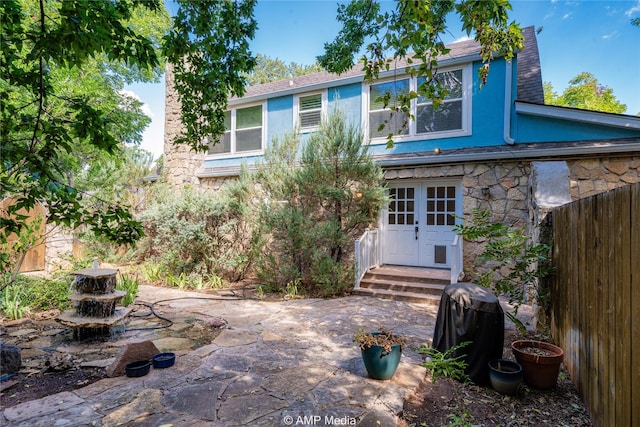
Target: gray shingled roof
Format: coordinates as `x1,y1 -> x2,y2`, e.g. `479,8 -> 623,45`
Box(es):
516,26 -> 544,104
238,26 -> 542,103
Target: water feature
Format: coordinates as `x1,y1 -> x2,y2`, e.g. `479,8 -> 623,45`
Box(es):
56,267 -> 132,340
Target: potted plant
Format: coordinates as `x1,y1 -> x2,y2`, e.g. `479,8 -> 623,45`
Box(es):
488,359 -> 523,395
354,327 -> 406,380
511,339 -> 563,389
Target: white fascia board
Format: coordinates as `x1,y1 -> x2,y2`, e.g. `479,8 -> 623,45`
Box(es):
378,142 -> 640,168
229,54 -> 481,107
515,102 -> 640,130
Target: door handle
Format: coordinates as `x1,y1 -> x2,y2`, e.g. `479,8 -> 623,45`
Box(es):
415,226 -> 419,240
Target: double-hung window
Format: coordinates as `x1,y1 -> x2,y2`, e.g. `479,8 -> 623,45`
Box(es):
295,92 -> 326,132
367,66 -> 470,141
369,79 -> 410,139
207,104 -> 264,156
416,70 -> 463,134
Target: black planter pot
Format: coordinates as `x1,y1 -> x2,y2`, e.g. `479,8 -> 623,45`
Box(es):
488,359 -> 523,395
361,344 -> 402,380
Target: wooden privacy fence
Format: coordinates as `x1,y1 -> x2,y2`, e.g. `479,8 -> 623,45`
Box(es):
1,197 -> 46,272
549,182 -> 639,427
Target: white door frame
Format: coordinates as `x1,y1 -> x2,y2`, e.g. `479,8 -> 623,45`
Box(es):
381,179 -> 462,268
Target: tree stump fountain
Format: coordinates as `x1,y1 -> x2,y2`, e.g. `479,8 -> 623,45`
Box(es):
57,267 -> 132,340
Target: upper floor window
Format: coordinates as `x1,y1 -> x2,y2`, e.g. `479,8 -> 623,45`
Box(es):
366,66 -> 470,142
294,91 -> 327,132
207,104 -> 264,156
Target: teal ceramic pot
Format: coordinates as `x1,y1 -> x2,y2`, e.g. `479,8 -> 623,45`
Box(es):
361,344 -> 402,380
488,359 -> 523,395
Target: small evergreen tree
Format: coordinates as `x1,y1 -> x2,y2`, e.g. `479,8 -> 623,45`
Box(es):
255,110 -> 386,296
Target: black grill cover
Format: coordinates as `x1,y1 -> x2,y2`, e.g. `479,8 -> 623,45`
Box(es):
432,282 -> 504,385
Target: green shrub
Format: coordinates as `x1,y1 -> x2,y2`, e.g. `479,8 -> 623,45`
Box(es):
0,274 -> 72,319
1,282 -> 28,320
116,274 -> 139,306
254,110 -> 386,296
418,341 -> 471,384
135,174 -> 255,282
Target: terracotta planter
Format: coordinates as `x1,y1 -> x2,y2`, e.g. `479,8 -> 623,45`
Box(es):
511,340 -> 563,389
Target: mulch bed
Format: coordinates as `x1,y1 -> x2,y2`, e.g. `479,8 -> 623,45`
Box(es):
400,330 -> 593,426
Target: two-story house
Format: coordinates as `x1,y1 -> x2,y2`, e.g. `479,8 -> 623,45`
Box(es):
163,26 -> 640,289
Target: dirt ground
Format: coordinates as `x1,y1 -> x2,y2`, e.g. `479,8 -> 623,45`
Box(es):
400,330 -> 593,426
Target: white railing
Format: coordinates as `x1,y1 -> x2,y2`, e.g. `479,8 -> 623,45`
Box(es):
354,228 -> 381,288
449,234 -> 463,284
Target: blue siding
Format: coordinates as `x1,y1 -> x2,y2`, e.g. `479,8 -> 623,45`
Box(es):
204,95 -> 293,170
368,60 -> 508,157
267,95 -> 293,146
329,83 -> 362,130
515,115 -> 640,142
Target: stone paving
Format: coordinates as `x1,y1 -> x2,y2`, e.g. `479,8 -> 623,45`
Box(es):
1,285 -> 441,426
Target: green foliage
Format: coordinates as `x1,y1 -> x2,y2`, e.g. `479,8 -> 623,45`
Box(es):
0,213 -> 43,290
1,282 -> 28,320
163,0 -> 258,151
1,0 -> 167,257
418,341 -> 471,384
446,410 -> 477,427
140,261 -> 166,285
136,177 -> 255,283
244,54 -> 324,86
544,72 -> 627,114
254,110 -> 386,297
0,274 -> 72,319
454,209 -> 551,334
116,274 -> 139,307
318,0 -> 523,144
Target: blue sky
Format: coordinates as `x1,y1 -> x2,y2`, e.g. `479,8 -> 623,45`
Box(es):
129,0 -> 640,159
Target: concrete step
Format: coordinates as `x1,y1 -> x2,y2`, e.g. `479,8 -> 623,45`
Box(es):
352,287 -> 443,305
365,266 -> 450,286
359,278 -> 446,296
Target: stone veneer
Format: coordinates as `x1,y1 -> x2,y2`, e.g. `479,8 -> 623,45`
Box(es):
567,156 -> 640,200
384,161 -> 531,272
163,64 -> 205,188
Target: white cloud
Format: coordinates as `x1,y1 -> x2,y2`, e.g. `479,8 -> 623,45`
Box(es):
120,89 -> 154,119
452,35 -> 473,43
602,31 -> 620,40
625,0 -> 640,17
562,12 -> 572,20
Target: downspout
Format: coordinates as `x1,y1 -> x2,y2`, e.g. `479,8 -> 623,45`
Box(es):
504,61 -> 515,145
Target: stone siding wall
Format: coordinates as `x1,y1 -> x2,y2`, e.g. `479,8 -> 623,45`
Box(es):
567,156 -> 640,200
384,161 -> 531,271
164,64 -> 205,188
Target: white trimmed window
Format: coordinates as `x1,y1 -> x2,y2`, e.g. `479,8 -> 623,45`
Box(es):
207,104 -> 265,156
294,91 -> 327,132
366,66 -> 471,142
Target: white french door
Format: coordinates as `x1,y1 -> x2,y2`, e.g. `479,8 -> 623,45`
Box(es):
382,180 -> 461,268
